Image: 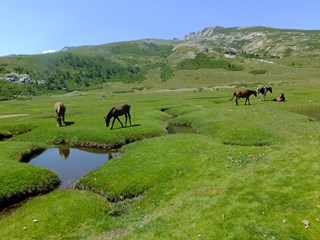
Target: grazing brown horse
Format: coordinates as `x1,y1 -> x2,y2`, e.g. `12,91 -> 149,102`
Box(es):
104,104 -> 131,129
54,102 -> 66,127
231,90 -> 257,106
273,93 -> 286,102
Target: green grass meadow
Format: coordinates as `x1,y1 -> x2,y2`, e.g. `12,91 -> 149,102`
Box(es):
0,79 -> 320,239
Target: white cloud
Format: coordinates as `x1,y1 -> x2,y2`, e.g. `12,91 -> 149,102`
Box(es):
42,49 -> 57,54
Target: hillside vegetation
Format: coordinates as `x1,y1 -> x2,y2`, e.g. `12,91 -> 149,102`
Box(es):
1,26 -> 320,99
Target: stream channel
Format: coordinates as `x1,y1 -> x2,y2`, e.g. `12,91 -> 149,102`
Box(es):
25,125 -> 194,189
0,123 -> 194,217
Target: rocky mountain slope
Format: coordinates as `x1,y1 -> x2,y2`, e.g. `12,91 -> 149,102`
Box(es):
182,26 -> 320,58
0,26 -> 320,99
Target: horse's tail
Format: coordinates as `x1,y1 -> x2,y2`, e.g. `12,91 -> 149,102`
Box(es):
55,102 -> 65,116
230,92 -> 236,101
60,103 -> 66,115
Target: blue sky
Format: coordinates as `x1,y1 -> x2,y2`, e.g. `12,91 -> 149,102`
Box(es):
0,0 -> 320,56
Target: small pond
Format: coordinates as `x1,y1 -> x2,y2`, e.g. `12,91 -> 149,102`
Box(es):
27,146 -> 120,189
291,109 -> 320,121
167,125 -> 195,134
300,110 -> 320,121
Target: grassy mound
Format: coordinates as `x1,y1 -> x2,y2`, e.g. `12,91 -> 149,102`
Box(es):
0,190 -> 112,239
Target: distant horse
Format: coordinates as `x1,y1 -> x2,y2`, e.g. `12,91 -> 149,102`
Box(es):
104,104 -> 131,129
54,102 -> 66,127
231,90 -> 257,106
273,93 -> 286,102
256,86 -> 272,101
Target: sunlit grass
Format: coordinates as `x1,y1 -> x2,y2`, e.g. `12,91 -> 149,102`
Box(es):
0,83 -> 319,239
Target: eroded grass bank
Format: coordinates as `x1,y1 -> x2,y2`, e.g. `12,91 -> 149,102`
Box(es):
0,88 -> 320,239
0,92 -> 169,210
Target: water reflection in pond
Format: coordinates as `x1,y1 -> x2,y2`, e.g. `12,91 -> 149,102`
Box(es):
27,146 -> 120,189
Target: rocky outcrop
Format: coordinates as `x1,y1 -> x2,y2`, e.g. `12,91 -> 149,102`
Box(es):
2,73 -> 33,84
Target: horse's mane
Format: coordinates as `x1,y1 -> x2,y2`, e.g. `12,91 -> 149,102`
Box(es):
106,107 -> 115,119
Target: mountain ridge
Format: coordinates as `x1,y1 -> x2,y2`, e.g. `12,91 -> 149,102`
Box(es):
56,26 -> 320,60
0,26 -> 320,99
182,26 -> 320,57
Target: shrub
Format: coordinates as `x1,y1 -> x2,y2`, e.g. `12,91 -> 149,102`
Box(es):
249,69 -> 267,74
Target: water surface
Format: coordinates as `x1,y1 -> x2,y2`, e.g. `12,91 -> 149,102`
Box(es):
167,125 -> 195,134
300,110 -> 320,121
27,146 -> 120,189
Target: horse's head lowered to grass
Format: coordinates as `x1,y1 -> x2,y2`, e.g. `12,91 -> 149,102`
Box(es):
104,104 -> 131,129
54,102 -> 66,127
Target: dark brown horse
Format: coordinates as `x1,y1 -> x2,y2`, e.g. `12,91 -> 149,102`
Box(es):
54,102 -> 66,127
273,93 -> 286,102
231,90 -> 257,105
104,104 -> 131,129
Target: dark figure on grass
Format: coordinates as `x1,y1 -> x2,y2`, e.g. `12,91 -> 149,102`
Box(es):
256,86 -> 272,101
104,104 -> 131,129
273,93 -> 286,102
231,90 -> 257,106
55,102 -> 66,127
